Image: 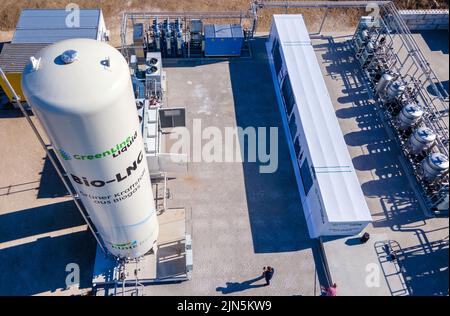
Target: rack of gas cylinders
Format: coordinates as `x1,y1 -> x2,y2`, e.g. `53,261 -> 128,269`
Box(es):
352,16 -> 449,212
133,17 -> 188,58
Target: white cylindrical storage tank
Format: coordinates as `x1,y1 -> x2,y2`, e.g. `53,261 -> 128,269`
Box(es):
407,126 -> 437,155
435,194 -> 449,212
376,73 -> 394,94
376,73 -> 394,93
420,153 -> 449,182
22,39 -> 159,259
386,80 -> 406,101
355,30 -> 369,51
396,103 -> 423,130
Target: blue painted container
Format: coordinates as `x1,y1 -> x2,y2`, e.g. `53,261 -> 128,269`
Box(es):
204,24 -> 244,57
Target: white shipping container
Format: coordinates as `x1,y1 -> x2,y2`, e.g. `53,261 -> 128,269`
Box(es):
267,15 -> 372,238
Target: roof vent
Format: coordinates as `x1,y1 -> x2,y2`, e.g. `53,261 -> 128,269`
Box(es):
61,50 -> 78,64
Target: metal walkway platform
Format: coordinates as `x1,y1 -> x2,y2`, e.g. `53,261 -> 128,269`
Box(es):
92,208 -> 192,296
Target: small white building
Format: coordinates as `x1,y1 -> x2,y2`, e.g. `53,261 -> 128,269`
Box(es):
12,9 -> 108,44
267,14 -> 372,238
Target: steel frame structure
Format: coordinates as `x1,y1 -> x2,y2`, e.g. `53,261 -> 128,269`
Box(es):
120,11 -> 254,59
351,3 -> 449,213
120,1 -> 392,52
251,0 -> 392,33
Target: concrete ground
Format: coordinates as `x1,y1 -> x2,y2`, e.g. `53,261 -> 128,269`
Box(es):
393,30 -> 449,128
414,30 -> 449,103
414,31 -> 449,129
313,31 -> 449,296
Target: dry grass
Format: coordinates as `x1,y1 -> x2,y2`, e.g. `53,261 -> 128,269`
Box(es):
0,0 -> 448,42
397,0 -> 448,9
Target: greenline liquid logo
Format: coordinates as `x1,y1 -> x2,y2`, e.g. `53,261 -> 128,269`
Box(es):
111,240 -> 138,250
58,149 -> 72,161
57,131 -> 138,161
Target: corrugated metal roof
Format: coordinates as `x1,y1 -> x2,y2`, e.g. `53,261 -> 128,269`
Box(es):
0,43 -> 47,72
204,24 -> 244,38
204,25 -> 214,38
271,15 -> 372,224
12,9 -> 101,44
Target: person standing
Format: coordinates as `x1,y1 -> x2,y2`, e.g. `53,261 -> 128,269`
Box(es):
263,266 -> 274,286
322,283 -> 337,296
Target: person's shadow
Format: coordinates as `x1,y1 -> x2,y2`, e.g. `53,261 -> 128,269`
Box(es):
216,275 -> 267,294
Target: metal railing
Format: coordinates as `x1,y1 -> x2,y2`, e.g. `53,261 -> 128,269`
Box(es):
251,0 -> 392,34
253,0 -> 391,9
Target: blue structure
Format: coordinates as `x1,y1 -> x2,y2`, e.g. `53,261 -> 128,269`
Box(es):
204,24 -> 244,57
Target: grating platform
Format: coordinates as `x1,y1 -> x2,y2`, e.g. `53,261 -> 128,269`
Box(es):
92,208 -> 192,296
